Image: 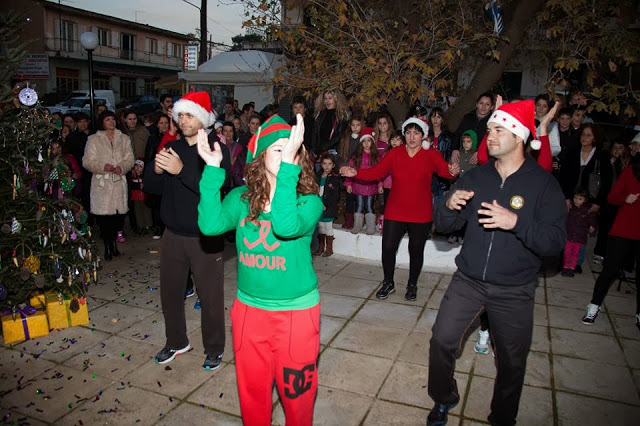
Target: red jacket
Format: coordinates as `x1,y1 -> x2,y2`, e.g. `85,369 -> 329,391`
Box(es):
477,134 -> 553,173
356,146 -> 452,223
158,131 -> 178,152
608,167 -> 640,241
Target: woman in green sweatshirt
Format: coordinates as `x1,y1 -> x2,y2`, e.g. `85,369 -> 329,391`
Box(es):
197,114 -> 322,425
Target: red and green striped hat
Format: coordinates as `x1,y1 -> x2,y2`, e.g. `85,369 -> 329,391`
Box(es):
246,115 -> 291,163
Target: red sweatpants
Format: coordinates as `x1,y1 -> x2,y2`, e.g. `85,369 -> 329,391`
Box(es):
230,299 -> 320,426
563,241 -> 583,269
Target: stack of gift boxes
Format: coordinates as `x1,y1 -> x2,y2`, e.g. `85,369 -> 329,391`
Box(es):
1,292 -> 89,344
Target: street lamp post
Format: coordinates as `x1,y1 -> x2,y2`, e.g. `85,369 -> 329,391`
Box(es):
80,32 -> 99,129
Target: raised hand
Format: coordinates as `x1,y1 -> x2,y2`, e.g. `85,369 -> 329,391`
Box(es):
446,190 -> 475,211
539,102 -> 560,135
196,128 -> 222,167
282,113 -> 305,164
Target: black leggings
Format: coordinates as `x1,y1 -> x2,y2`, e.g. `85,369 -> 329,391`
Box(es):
382,219 -> 431,286
590,236 -> 640,314
95,214 -> 125,242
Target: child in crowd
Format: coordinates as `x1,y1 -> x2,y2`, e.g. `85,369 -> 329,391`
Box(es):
345,127 -> 382,235
374,112 -> 394,157
378,130 -> 405,233
128,159 -> 153,234
338,116 -> 364,229
447,130 -> 477,245
314,154 -> 341,257
562,187 -> 597,277
458,130 -> 478,177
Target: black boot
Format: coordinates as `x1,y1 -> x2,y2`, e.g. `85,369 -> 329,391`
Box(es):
111,240 -> 122,257
103,239 -> 113,261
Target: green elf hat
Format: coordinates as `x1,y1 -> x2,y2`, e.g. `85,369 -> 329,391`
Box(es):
246,115 -> 291,163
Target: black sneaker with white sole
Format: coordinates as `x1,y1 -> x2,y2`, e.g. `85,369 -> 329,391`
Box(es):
375,281 -> 395,299
203,352 -> 224,371
155,343 -> 191,364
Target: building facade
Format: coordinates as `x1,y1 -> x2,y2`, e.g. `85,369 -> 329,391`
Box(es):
2,0 -> 193,105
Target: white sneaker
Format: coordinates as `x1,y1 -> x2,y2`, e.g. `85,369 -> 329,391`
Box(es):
581,303 -> 600,324
474,329 -> 490,354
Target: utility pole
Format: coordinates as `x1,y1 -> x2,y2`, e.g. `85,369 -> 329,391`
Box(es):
199,0 -> 207,65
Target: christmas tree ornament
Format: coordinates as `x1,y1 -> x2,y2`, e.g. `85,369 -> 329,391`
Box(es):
0,284 -> 7,301
61,232 -> 67,244
60,176 -> 75,192
36,208 -> 44,221
1,223 -> 10,234
78,246 -> 84,259
67,271 -> 72,286
69,298 -> 80,313
19,267 -> 31,281
37,146 -> 43,162
57,293 -> 63,305
34,275 -> 45,289
75,210 -> 88,224
53,257 -> 63,283
11,217 -> 22,233
48,168 -> 59,181
24,159 -> 30,174
24,255 -> 40,273
18,85 -> 38,107
87,250 -> 92,262
12,250 -> 18,267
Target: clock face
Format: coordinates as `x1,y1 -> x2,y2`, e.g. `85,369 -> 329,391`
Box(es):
19,87 -> 38,106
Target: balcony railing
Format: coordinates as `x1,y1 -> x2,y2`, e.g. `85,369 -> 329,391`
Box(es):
45,37 -> 184,69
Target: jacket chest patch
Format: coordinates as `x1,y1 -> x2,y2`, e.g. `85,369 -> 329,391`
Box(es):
509,195 -> 525,210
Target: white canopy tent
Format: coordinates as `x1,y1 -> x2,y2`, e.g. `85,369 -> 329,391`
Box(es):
178,50 -> 285,111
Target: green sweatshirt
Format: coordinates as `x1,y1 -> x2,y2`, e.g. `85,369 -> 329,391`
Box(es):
198,162 -> 323,310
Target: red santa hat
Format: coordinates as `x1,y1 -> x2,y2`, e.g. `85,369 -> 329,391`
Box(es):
401,117 -> 429,138
360,127 -> 375,142
488,100 -> 541,150
172,91 -> 216,128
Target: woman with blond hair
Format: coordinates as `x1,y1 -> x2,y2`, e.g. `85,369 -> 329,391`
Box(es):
197,114 -> 323,425
312,90 -> 349,156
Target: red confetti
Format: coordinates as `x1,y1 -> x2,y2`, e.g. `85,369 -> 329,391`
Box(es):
164,366 -> 172,371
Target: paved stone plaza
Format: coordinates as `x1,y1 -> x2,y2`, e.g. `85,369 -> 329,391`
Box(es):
1,234 -> 639,425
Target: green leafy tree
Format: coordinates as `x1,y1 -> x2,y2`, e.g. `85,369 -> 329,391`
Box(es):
241,0 -> 640,129
0,11 -> 96,312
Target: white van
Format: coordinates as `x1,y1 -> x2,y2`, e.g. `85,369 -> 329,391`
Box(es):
68,90 -> 116,107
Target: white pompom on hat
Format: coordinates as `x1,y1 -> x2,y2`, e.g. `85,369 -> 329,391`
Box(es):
402,117 -> 429,138
172,91 -> 216,128
488,100 -> 541,150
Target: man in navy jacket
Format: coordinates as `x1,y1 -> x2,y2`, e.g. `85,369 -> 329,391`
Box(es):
427,100 -> 566,426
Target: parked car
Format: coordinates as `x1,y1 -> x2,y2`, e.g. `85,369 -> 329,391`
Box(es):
117,96 -> 161,115
48,97 -> 115,115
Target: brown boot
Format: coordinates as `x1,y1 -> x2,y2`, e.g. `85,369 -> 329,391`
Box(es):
342,212 -> 354,229
322,236 -> 335,257
313,234 -> 326,256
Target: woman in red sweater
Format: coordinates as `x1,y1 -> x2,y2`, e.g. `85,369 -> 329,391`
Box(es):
581,160 -> 640,330
341,118 -> 458,301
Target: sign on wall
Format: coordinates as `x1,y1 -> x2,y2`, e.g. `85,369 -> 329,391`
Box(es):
15,54 -> 50,79
184,45 -> 198,71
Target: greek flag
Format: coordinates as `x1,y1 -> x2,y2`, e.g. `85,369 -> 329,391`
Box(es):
485,0 -> 504,35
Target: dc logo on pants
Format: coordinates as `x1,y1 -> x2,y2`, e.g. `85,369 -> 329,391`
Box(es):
283,364 -> 315,399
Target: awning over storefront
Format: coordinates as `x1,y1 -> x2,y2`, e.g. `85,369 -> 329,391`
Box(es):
154,74 -> 182,90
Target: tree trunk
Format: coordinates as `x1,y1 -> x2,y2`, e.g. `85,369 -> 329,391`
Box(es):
446,0 -> 545,132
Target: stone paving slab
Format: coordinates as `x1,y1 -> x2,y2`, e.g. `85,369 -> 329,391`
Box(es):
2,234 -> 640,425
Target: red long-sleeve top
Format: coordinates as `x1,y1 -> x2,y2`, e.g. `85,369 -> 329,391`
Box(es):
355,147 -> 452,223
477,134 -> 553,172
608,167 -> 640,241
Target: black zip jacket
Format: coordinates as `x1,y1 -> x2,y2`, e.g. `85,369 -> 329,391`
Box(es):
435,157 -> 567,285
144,133 -> 231,246
317,172 -> 341,219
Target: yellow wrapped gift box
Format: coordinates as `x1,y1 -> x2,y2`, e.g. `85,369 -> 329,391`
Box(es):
1,307 -> 49,345
29,291 -> 89,330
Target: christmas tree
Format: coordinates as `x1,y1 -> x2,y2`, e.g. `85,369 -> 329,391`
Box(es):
0,11 -> 97,313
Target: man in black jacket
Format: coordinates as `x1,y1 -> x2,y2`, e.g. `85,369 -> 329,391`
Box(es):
427,100 -> 566,426
144,91 -> 231,371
